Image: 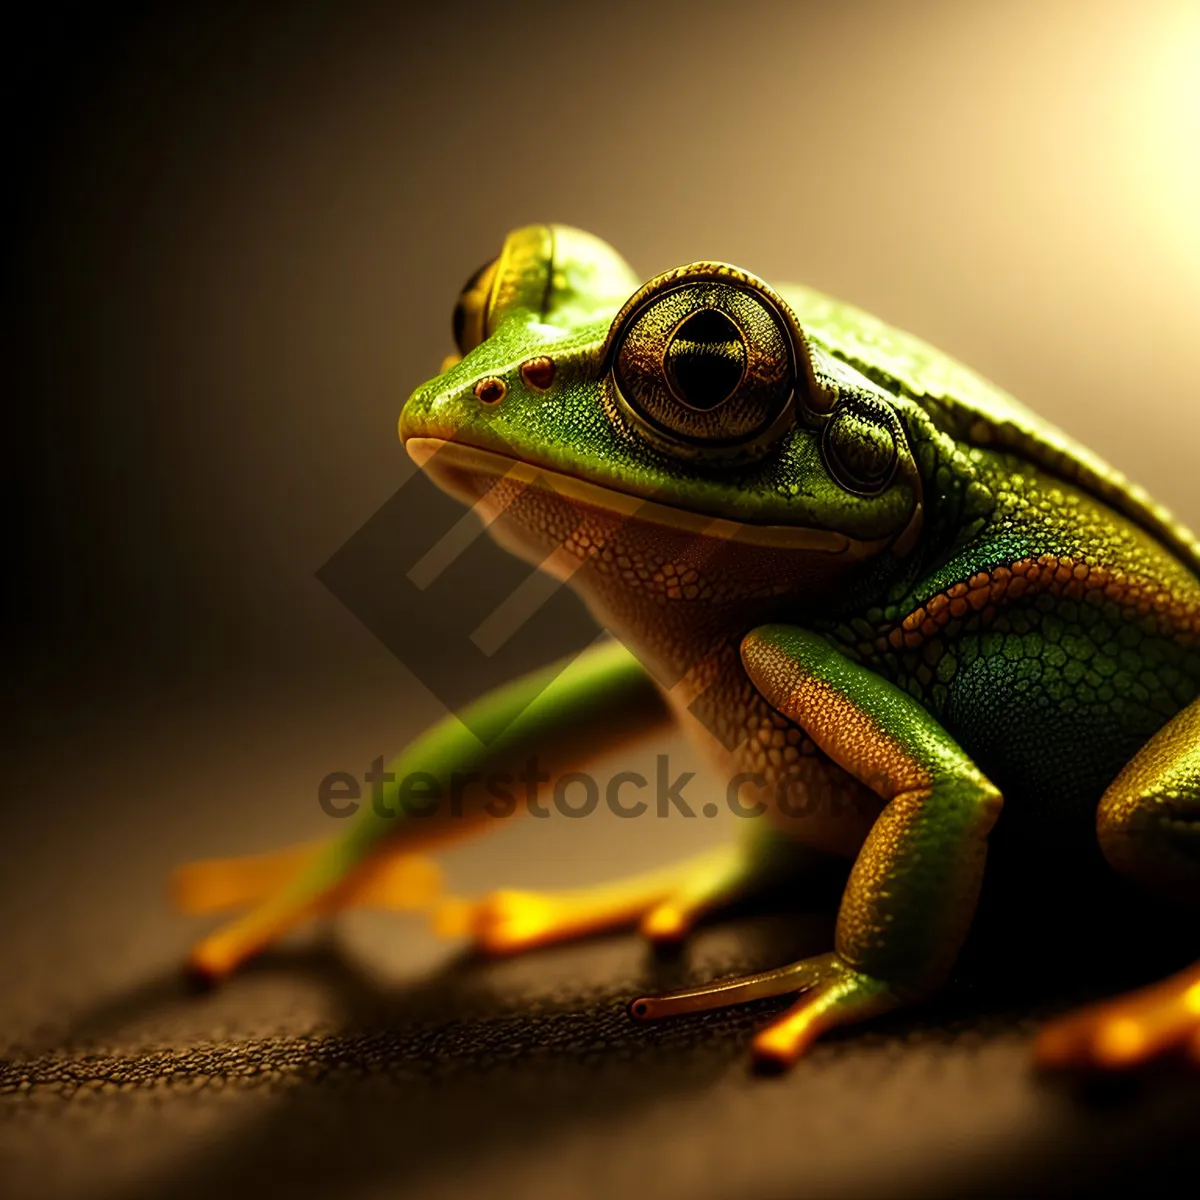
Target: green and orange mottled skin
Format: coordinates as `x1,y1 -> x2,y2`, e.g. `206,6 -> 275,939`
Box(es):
821,452 -> 1200,848
177,225 -> 1200,1071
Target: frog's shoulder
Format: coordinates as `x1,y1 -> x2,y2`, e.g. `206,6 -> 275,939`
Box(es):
779,281 -> 1200,576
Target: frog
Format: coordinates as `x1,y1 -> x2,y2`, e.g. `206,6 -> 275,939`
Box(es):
174,224 -> 1200,1071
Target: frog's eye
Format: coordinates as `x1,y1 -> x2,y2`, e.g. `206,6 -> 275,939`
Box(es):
603,262 -> 828,458
452,258 -> 499,356
821,397 -> 900,496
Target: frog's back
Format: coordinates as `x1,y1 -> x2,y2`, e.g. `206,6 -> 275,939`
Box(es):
779,283 -> 1200,579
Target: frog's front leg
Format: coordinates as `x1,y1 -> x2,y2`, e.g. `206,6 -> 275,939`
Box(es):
1036,696 -> 1200,1070
632,625 -> 1003,1068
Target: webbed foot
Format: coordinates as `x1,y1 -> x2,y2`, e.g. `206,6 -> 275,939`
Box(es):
433,842 -> 764,956
631,951 -> 903,1068
1035,962 -> 1200,1070
179,846 -> 447,980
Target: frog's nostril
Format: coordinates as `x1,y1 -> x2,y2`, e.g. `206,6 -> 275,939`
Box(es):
474,377 -> 507,405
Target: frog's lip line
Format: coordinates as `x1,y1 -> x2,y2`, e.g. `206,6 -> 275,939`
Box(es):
405,437 -> 888,557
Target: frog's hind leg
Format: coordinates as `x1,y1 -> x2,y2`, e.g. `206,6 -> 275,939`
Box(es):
177,640 -> 670,981
179,825 -> 481,982
1036,696 -> 1200,1070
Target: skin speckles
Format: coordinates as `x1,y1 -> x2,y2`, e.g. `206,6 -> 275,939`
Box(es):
474,376 -> 507,405
519,356 -> 555,391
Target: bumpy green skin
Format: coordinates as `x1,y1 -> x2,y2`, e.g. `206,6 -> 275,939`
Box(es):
1097,693 -> 1200,905
773,283 -> 1200,855
741,625 -> 1003,992
817,447 -> 1200,851
398,225 -> 1200,1030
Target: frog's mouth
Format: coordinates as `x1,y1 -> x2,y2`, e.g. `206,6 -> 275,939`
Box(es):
405,437 -> 888,560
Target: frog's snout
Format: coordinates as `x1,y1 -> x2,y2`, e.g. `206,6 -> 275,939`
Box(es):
398,379 -> 439,447
397,397 -> 420,446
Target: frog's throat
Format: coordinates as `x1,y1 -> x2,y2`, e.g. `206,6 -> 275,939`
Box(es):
405,437 -> 888,560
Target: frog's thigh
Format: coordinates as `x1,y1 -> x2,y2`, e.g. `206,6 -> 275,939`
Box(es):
1096,695 -> 1200,905
635,626 -> 1004,1066
453,820 -> 787,955
1037,697 -> 1200,1070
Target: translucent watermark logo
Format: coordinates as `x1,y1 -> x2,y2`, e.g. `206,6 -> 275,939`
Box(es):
317,754 -> 873,824
317,461 -> 601,743
317,422 -> 770,751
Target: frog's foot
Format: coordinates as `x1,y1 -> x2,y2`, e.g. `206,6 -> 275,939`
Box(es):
1035,961 -> 1200,1070
1038,696 -> 1200,1070
631,951 -> 902,1068
434,843 -> 760,956
176,844 -> 445,916
179,844 -> 447,980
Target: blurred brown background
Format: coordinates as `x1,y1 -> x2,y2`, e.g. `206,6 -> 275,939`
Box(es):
11,0 -> 1199,691
4,2 -> 1200,1198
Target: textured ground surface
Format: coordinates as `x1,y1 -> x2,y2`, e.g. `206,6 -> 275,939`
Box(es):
3,670 -> 1199,1200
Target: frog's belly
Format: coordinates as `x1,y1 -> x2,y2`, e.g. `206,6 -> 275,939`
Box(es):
666,641 -> 881,859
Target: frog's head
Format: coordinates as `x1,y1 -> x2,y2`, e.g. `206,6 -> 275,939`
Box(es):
399,225 -> 923,632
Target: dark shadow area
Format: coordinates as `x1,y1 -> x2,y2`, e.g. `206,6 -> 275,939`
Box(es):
9,912 -> 829,1200
5,865 -> 1196,1200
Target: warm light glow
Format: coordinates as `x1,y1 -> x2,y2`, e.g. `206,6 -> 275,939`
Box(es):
1134,4 -> 1200,269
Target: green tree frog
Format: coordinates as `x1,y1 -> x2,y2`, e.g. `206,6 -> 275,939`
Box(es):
174,226 -> 1200,1071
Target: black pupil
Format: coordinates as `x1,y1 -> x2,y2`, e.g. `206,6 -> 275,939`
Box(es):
664,309 -> 746,411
